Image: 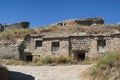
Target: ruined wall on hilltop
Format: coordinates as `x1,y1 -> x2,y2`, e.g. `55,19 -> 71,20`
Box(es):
0,22 -> 30,32
75,18 -> 104,26
6,22 -> 30,29
51,17 -> 104,27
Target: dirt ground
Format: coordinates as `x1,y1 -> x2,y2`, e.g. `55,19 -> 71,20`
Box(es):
7,64 -> 93,80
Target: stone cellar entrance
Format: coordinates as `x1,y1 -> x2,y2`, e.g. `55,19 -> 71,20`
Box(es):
25,55 -> 33,61
72,50 -> 86,61
24,53 -> 33,62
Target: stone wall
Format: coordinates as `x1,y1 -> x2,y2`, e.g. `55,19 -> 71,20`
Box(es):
24,37 -> 69,61
0,43 -> 20,60
0,34 -> 120,61
70,34 -> 120,59
88,38 -> 98,59
106,35 -> 120,52
32,38 -> 69,61
70,36 -> 90,51
70,36 -> 96,59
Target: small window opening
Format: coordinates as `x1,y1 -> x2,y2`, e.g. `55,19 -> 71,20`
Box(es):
35,40 -> 42,49
52,42 -> 60,53
97,40 -> 106,51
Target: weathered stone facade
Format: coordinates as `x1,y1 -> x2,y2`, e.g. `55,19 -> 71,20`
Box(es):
22,32 -> 120,61
1,32 -> 120,61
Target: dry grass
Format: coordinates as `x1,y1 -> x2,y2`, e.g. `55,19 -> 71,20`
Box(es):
35,56 -> 78,66
90,51 -> 120,80
3,56 -> 77,66
0,28 -> 36,42
0,24 -> 118,43
38,25 -> 117,35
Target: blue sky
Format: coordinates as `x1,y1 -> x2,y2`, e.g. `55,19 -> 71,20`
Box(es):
0,0 -> 120,28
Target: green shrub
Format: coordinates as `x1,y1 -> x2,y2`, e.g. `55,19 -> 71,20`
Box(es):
97,52 -> 120,68
56,56 -> 77,64
0,65 -> 10,80
37,56 -> 77,65
40,57 -> 56,64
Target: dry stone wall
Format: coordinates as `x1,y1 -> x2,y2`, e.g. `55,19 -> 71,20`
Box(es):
0,43 -> 20,60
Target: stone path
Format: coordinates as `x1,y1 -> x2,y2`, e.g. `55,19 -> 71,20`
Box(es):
7,65 -> 93,80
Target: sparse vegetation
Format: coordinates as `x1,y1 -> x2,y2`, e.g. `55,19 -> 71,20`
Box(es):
3,56 -> 77,66
86,27 -> 114,34
37,25 -> 117,35
0,24 -> 119,43
0,28 -> 36,42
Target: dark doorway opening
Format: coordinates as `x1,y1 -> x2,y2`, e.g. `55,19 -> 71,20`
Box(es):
73,50 -> 85,61
25,55 -> 33,62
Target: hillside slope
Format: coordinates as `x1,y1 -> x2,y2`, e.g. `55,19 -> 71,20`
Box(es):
90,51 -> 120,80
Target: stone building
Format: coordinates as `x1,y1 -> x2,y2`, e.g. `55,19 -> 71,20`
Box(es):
0,18 -> 120,62
22,30 -> 120,61
18,18 -> 120,62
